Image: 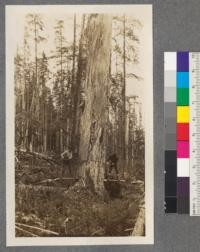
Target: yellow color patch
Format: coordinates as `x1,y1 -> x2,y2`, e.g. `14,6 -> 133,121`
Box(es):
177,106 -> 189,123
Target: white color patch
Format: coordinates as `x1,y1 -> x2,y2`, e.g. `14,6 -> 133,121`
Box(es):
164,52 -> 177,71
177,158 -> 189,177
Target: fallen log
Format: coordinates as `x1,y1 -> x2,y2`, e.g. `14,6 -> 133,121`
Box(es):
104,179 -> 125,182
16,149 -> 60,166
15,226 -> 38,237
132,199 -> 145,236
38,177 -> 78,182
91,228 -> 104,236
16,222 -> 59,236
17,184 -> 51,190
16,183 -> 66,192
131,180 -> 144,185
124,228 -> 134,232
35,178 -> 79,187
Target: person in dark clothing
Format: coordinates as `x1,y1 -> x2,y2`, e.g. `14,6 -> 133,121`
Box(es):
79,90 -> 86,113
61,148 -> 73,177
107,153 -> 119,177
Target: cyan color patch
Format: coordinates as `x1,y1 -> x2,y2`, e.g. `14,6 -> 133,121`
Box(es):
177,72 -> 189,88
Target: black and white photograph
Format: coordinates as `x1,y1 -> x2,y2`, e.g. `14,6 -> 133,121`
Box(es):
6,5 -> 153,245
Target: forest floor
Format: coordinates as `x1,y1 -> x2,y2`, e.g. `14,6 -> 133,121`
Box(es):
15,152 -> 144,237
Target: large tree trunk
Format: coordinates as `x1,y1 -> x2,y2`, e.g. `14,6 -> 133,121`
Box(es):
79,14 -> 112,195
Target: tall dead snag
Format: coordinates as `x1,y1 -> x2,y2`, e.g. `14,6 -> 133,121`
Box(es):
79,14 -> 112,195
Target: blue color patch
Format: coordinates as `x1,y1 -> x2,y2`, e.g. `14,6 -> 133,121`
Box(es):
177,52 -> 189,72
177,72 -> 189,88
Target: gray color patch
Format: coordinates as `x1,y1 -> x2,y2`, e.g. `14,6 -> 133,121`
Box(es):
164,70 -> 176,87
165,117 -> 176,134
165,133 -> 176,149
164,87 -> 176,102
164,102 -> 176,118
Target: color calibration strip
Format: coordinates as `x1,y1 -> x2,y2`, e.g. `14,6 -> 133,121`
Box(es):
163,52 -> 200,215
164,52 -> 190,214
164,52 -> 177,213
176,52 -> 190,214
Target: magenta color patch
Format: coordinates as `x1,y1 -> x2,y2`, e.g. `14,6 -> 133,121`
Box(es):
177,141 -> 189,158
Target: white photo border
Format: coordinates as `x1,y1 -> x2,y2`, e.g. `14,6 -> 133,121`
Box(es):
6,4 -> 153,246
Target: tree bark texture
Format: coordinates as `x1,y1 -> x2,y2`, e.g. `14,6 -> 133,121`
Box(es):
79,14 -> 112,194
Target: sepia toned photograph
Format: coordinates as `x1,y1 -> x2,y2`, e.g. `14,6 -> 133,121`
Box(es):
6,5 -> 153,246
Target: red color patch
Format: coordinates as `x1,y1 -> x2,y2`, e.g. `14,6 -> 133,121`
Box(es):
177,123 -> 189,141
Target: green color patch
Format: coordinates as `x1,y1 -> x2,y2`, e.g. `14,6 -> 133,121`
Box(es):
177,88 -> 189,106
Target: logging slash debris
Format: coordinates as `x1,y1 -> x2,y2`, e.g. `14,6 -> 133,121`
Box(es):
15,152 -> 144,237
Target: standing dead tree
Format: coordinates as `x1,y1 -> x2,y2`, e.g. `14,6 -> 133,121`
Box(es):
79,14 -> 112,195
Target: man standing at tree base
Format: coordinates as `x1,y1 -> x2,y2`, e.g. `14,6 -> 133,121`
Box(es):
107,153 -> 119,179
61,148 -> 73,177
